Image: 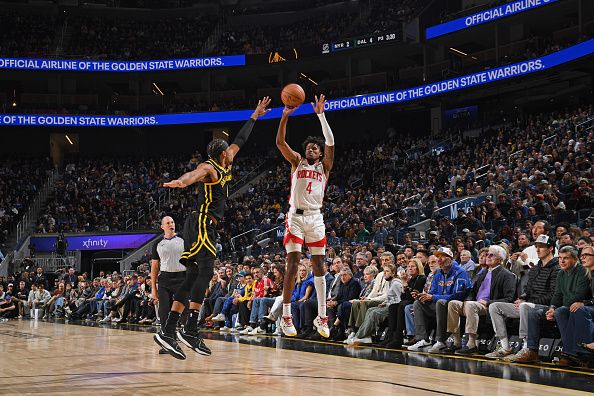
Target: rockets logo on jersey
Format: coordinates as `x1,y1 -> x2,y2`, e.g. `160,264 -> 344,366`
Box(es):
296,169 -> 324,182
290,160 -> 326,211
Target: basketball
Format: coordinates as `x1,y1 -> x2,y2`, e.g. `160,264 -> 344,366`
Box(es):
281,83 -> 306,108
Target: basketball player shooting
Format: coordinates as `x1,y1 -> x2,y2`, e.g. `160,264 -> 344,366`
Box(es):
276,94 -> 334,338
154,97 -> 271,359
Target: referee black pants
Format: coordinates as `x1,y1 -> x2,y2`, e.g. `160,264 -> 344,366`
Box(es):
157,271 -> 187,322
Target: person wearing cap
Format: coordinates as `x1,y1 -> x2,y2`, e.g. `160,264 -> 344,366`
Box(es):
516,220 -> 554,269
488,234 -> 559,361
407,247 -> 472,353
214,271 -> 252,331
446,245 -> 516,355
0,294 -> 18,319
546,245 -> 590,366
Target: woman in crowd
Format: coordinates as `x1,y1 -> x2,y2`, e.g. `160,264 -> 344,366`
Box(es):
380,258 -> 426,349
347,264 -> 400,345
290,264 -> 314,333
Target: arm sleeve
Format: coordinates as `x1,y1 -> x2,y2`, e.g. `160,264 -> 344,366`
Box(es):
317,113 -> 334,146
232,118 -> 256,148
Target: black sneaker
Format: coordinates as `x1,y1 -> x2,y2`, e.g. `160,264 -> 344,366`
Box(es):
442,344 -> 462,354
154,331 -> 187,360
455,346 -> 478,356
177,328 -> 212,356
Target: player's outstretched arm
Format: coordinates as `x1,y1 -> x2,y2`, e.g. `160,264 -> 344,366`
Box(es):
312,94 -> 335,173
276,106 -> 301,167
227,96 -> 272,159
163,162 -> 215,188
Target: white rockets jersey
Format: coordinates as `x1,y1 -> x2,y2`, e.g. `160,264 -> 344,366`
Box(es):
289,160 -> 327,211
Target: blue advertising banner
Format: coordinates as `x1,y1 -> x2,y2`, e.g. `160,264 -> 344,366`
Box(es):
436,195 -> 490,220
426,0 -> 558,39
30,233 -> 159,252
0,39 -> 592,127
0,55 -> 246,72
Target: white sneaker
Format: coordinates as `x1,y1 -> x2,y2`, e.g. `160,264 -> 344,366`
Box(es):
220,326 -> 231,332
428,341 -> 447,353
100,316 -> 111,323
273,328 -> 282,336
212,313 -> 226,322
353,337 -> 373,345
407,339 -> 431,351
249,326 -> 266,335
240,326 -> 254,335
343,332 -> 356,344
230,327 -> 240,333
280,315 -> 297,337
485,347 -> 514,359
112,317 -> 122,323
313,316 -> 330,338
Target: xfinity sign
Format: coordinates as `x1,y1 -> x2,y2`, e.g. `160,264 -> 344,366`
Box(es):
30,233 -> 158,252
426,0 -> 558,39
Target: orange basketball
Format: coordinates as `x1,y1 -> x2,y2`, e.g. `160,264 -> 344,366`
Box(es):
281,83 -> 306,108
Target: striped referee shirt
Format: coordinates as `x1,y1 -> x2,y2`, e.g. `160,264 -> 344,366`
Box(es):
151,234 -> 186,273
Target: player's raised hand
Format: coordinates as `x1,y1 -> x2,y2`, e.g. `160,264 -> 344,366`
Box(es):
251,96 -> 272,119
163,180 -> 184,188
311,94 -> 326,114
282,105 -> 298,117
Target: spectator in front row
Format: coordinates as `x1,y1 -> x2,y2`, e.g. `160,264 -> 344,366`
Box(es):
446,245 -> 516,355
380,258 -> 426,349
570,245 -> 594,358
329,267 -> 362,341
0,295 -> 17,319
488,235 -> 559,361
347,264 -> 399,345
408,247 -> 472,353
548,245 -> 590,366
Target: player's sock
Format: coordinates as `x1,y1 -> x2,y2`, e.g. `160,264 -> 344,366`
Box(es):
185,309 -> 199,333
282,303 -> 291,317
500,337 -> 510,350
164,311 -> 181,335
313,276 -> 327,317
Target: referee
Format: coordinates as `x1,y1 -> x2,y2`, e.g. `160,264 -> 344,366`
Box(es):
150,216 -> 187,325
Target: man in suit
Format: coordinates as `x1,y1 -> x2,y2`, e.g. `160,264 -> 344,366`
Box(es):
446,244 -> 516,354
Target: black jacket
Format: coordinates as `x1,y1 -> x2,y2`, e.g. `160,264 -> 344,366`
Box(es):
402,275 -> 426,302
335,278 -> 362,304
520,257 -> 560,306
467,265 -> 516,304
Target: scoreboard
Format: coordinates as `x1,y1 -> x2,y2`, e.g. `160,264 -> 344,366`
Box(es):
323,32 -> 399,53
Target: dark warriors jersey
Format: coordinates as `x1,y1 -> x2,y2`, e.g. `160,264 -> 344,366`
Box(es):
196,158 -> 232,221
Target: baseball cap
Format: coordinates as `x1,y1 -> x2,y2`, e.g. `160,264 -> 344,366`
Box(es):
535,234 -> 555,247
7,283 -> 13,288
237,271 -> 247,277
434,247 -> 453,258
429,231 -> 438,236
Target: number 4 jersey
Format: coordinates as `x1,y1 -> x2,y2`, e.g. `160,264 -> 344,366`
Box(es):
289,159 -> 327,211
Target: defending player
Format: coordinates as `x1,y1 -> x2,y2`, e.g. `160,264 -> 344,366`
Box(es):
276,94 -> 335,338
154,97 -> 271,359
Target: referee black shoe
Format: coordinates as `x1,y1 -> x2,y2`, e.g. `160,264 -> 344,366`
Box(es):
177,329 -> 212,356
154,330 -> 186,360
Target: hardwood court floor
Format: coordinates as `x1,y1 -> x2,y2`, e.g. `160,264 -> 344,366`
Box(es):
0,320 -> 592,396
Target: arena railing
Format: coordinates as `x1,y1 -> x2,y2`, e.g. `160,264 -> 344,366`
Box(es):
230,228 -> 261,252
15,168 -> 59,249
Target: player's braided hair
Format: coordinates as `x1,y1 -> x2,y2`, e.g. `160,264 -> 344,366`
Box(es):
302,136 -> 325,157
207,139 -> 229,160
